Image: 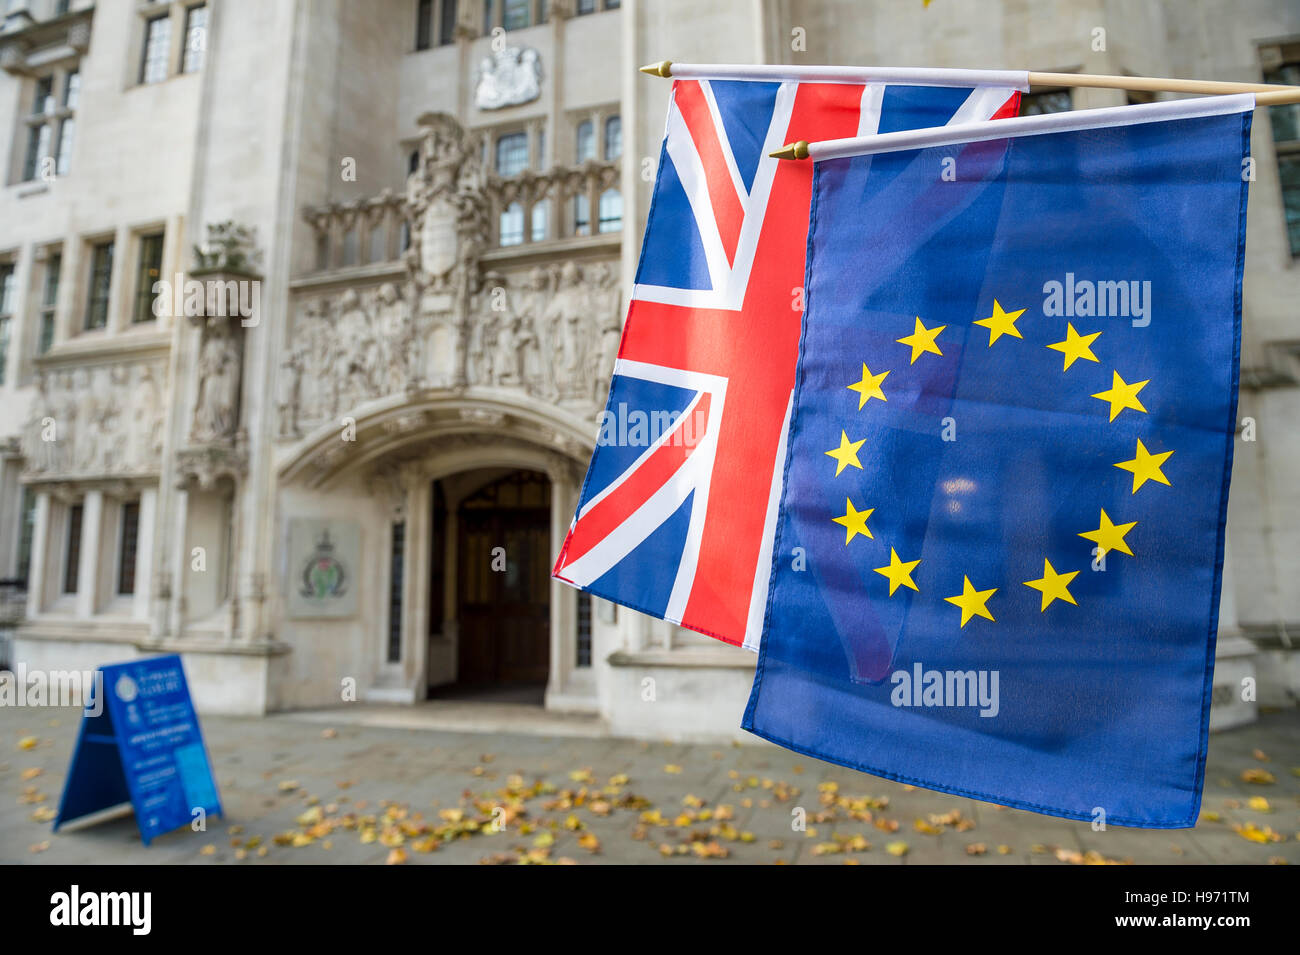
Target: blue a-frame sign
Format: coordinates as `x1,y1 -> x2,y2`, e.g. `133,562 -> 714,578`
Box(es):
54,654 -> 223,845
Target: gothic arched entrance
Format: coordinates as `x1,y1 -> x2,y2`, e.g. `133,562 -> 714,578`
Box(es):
428,468 -> 553,699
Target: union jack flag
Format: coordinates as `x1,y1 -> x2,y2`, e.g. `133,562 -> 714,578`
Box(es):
553,75 -> 1023,650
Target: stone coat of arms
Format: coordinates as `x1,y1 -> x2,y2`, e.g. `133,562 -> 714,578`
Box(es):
475,46 -> 542,110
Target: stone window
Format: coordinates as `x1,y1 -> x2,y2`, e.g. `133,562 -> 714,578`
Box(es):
502,0 -> 529,31
575,119 -> 594,162
140,14 -> 172,84
37,250 -> 60,355
133,231 -> 165,324
495,131 -> 528,176
182,4 -> 208,74
63,502 -> 84,594
499,201 -> 525,246
20,69 -> 77,182
530,198 -> 549,242
604,114 -> 621,160
116,500 -> 141,596
84,239 -> 114,331
388,521 -> 405,663
416,0 -> 457,50
598,188 -> 621,234
0,262 -> 13,386
576,591 -> 591,667
573,192 -> 590,236
483,0 -> 544,31
16,488 -> 35,586
1263,44 -> 1300,256
136,2 -> 208,86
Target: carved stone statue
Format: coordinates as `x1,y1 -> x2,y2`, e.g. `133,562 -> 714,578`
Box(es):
193,322 -> 241,442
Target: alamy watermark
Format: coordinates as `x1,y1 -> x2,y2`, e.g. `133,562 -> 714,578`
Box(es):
1042,272 -> 1151,328
152,272 -> 260,326
890,663 -> 999,717
596,402 -> 704,448
0,664 -> 103,714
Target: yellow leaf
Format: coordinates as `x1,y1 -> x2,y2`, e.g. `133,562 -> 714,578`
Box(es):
386,848 -> 408,865
664,764 -> 683,774
533,831 -> 555,848
278,779 -> 299,792
20,767 -> 42,781
1247,796 -> 1272,813
966,843 -> 987,856
886,841 -> 909,857
578,833 -> 601,853
1240,769 -> 1275,785
1232,822 -> 1283,844
30,806 -> 56,823
296,806 -> 323,827
199,844 -> 216,856
997,845 -> 1012,855
17,736 -> 37,751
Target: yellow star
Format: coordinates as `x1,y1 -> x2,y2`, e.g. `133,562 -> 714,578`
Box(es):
1114,439 -> 1173,494
1091,371 -> 1149,422
824,430 -> 866,476
944,576 -> 997,628
1046,323 -> 1101,370
896,316 -> 945,364
972,299 -> 1026,346
1023,559 -> 1080,612
874,548 -> 921,595
847,364 -> 890,409
1078,508 -> 1137,558
832,498 -> 875,544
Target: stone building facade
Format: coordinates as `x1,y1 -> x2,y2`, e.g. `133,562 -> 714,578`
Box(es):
0,0 -> 1296,738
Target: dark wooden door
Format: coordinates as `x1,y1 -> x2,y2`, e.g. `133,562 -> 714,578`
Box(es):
456,472 -> 551,685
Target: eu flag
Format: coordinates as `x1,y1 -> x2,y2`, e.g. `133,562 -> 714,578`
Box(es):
743,97 -> 1253,827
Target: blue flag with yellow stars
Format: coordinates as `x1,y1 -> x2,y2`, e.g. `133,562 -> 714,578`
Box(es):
742,96 -> 1254,827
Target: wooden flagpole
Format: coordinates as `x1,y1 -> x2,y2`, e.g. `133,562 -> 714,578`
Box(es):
639,61 -> 1300,107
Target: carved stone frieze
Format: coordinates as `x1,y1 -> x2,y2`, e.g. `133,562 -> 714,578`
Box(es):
22,359 -> 167,480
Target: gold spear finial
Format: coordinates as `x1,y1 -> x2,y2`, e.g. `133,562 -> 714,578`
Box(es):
639,60 -> 673,78
769,140 -> 810,160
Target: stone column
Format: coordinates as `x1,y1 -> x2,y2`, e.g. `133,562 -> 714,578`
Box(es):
547,466 -> 577,702
402,474 -> 431,690
133,486 -> 157,621
167,487 -> 189,636
25,490 -> 50,618
73,488 -> 102,618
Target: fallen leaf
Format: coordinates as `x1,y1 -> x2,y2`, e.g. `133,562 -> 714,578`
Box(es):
386,848 -> 408,865
17,737 -> 37,751
886,841 -> 909,857
1241,769 -> 1275,785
